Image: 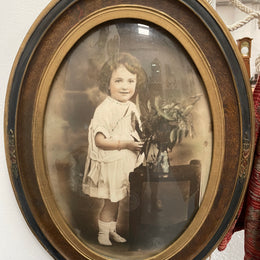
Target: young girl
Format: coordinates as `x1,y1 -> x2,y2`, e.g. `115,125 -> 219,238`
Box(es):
82,52 -> 146,246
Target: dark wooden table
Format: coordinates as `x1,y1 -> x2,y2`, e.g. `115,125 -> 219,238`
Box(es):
128,160 -> 201,250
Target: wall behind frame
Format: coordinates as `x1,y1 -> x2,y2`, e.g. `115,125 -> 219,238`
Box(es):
0,1 -> 53,259
0,1 -> 244,259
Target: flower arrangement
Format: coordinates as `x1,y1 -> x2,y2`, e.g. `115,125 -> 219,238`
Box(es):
133,58 -> 202,173
135,92 -> 201,173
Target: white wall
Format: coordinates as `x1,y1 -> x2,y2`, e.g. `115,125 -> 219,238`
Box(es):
0,1 -> 246,259
0,1 -> 53,259
216,1 -> 260,77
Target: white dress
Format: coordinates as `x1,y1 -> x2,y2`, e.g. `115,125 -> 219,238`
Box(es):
82,96 -> 144,202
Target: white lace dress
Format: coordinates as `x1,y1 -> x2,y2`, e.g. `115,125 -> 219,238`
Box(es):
82,96 -> 143,202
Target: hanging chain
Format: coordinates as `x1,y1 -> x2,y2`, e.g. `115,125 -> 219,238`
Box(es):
206,0 -> 260,31
228,0 -> 260,31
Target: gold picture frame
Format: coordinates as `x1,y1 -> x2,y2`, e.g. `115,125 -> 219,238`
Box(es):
4,0 -> 255,259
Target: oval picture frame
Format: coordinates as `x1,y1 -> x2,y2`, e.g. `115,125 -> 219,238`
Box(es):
4,0 -> 255,259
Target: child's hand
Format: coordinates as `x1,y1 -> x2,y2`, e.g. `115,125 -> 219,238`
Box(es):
126,141 -> 144,152
95,133 -> 144,152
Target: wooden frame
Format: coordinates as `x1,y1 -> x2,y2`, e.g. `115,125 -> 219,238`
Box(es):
4,0 -> 254,259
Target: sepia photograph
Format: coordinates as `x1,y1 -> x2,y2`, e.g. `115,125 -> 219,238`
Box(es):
43,20 -> 212,259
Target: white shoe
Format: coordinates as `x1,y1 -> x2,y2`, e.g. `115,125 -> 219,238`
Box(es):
109,221 -> 127,243
98,220 -> 112,246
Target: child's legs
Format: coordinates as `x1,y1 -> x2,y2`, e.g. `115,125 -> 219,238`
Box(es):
98,199 -> 126,244
99,199 -> 119,222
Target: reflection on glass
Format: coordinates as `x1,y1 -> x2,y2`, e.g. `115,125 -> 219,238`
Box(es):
44,19 -> 212,259
138,23 -> 150,35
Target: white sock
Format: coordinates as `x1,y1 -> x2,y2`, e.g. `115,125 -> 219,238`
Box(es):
98,220 -> 112,246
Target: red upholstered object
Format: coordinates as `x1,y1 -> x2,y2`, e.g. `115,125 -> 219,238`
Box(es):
253,76 -> 260,144
218,75 -> 260,259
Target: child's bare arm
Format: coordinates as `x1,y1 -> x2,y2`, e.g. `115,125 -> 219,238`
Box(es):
95,132 -> 143,152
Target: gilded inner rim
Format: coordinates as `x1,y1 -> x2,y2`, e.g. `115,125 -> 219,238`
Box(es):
31,5 -> 225,259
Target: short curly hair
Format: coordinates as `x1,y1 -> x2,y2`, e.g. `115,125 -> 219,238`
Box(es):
99,52 -> 147,94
